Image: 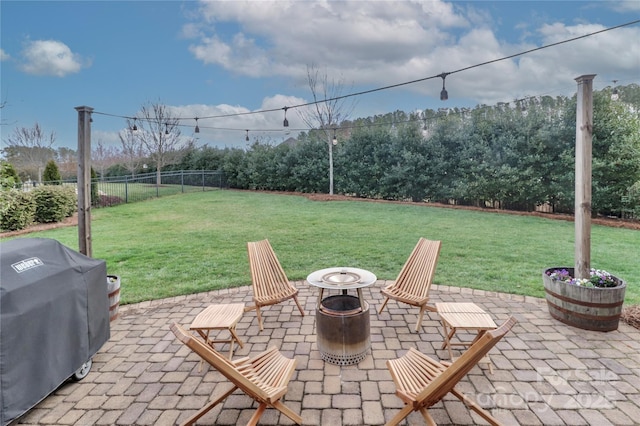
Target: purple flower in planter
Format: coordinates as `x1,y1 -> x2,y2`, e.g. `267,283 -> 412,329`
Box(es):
548,268 -> 619,288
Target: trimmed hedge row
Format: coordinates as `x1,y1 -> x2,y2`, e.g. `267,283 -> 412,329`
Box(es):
0,191 -> 36,231
1,185 -> 77,232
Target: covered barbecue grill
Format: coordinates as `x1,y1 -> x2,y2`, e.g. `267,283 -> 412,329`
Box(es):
0,238 -> 110,425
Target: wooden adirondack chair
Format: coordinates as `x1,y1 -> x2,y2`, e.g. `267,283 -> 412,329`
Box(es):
385,316 -> 517,426
378,238 -> 442,331
246,239 -> 305,331
170,323 -> 302,426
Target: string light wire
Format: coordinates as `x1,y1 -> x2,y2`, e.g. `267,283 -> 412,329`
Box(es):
91,19 -> 640,135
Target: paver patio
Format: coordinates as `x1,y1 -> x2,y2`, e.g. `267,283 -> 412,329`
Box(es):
12,281 -> 640,425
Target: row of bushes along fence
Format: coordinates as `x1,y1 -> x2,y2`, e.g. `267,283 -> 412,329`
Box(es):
1,170 -> 226,232
1,186 -> 77,231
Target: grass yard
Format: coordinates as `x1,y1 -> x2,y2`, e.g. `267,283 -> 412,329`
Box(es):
3,190 -> 638,306
97,181 -> 214,204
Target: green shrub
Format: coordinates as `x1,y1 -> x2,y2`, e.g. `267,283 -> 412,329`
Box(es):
43,160 -> 62,184
1,161 -> 22,189
32,185 -> 77,223
91,167 -> 98,206
0,190 -> 36,231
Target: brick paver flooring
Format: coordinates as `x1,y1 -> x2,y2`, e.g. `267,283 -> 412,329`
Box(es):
13,282 -> 640,425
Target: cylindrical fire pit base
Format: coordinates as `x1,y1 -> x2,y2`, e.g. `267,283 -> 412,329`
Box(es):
316,295 -> 370,365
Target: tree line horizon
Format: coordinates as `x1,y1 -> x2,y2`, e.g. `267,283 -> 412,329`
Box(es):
2,83 -> 639,219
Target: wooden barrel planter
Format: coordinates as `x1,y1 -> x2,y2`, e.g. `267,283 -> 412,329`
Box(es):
107,275 -> 121,322
543,267 -> 626,332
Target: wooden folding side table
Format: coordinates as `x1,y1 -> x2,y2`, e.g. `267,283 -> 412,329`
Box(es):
436,302 -> 497,372
190,303 -> 245,359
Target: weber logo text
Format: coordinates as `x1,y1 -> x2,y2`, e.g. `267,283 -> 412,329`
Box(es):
11,257 -> 44,273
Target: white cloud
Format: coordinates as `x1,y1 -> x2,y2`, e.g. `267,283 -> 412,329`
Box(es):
442,21 -> 640,105
186,0 -> 469,84
163,94 -> 309,147
0,49 -> 10,61
20,40 -> 88,77
93,129 -> 122,148
189,33 -> 269,78
183,0 -> 639,106
609,1 -> 640,12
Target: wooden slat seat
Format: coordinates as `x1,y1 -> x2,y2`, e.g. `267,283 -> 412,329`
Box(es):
246,239 -> 305,331
385,316 -> 517,426
170,323 -> 302,426
378,238 -> 442,331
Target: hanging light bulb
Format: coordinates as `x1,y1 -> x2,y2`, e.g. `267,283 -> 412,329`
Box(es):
194,117 -> 200,133
245,130 -> 249,141
283,106 -> 289,127
332,129 -> 337,145
611,80 -> 619,101
439,73 -> 449,101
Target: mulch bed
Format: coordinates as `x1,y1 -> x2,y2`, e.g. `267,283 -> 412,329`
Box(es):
1,214 -> 80,238
295,191 -> 640,231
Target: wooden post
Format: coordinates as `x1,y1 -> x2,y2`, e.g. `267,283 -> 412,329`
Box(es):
574,75 -> 596,279
76,106 -> 93,257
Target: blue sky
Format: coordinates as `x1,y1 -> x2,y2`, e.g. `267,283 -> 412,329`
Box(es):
1,0 -> 639,151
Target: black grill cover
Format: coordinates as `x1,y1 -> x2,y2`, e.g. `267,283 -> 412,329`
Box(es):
0,238 -> 110,425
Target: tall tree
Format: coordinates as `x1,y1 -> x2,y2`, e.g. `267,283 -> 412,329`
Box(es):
0,97 -> 9,126
337,127 -> 393,198
382,123 -> 433,202
56,147 -> 77,179
134,102 -> 183,186
298,64 -> 355,194
42,159 -> 61,184
591,91 -> 640,215
118,120 -> 147,177
2,122 -> 56,182
284,137 -> 327,193
92,139 -> 119,179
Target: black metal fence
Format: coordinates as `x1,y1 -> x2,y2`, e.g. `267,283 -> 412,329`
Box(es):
92,170 -> 227,207
21,170 -> 227,208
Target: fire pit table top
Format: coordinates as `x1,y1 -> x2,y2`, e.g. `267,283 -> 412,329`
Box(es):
306,267 -> 377,290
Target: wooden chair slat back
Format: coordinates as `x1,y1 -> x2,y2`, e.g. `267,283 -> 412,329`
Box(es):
247,239 -> 292,300
393,238 -> 441,298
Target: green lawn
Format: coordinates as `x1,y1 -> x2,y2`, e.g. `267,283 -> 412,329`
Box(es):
97,181 -> 212,204
3,190 -> 638,306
